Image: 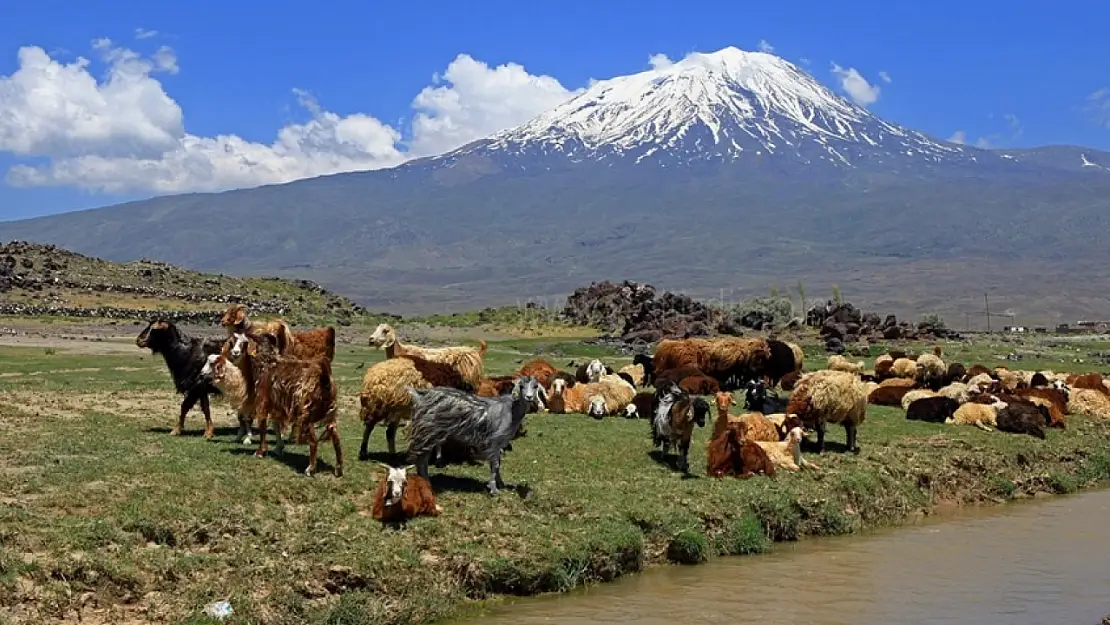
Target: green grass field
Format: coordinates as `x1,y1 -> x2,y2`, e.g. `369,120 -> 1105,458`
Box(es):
2,329 -> 1110,624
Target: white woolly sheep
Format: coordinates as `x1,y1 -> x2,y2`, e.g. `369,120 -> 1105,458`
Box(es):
368,323 -> 487,388
786,369 -> 868,453
828,354 -> 864,374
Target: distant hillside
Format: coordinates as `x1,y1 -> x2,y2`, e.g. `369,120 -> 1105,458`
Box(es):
0,241 -> 381,326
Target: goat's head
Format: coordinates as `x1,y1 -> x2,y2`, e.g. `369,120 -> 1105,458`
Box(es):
550,377 -> 566,396
229,332 -> 250,359
633,353 -> 652,367
512,376 -> 540,404
587,395 -> 607,418
220,304 -> 248,335
585,359 -> 606,382
368,323 -> 395,349
692,397 -> 709,428
378,463 -> 414,507
135,319 -> 173,350
785,426 -> 805,448
201,353 -> 220,379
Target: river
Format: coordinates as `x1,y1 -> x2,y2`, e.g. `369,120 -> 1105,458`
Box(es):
465,490 -> 1110,625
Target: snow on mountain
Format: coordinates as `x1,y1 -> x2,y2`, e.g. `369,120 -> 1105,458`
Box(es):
443,46 -> 969,169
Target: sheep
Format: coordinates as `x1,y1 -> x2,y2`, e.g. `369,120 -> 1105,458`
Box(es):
786,370 -> 868,453
549,371 -> 577,390
1066,373 -> 1110,396
901,389 -> 939,411
706,419 -> 776,479
517,358 -> 558,388
632,353 -> 655,386
551,378 -> 634,415
874,354 -> 895,380
915,353 -> 947,389
1068,389 -> 1110,420
575,359 -> 614,384
368,323 -> 487,388
828,354 -> 864,374
890,358 -> 918,380
938,382 -> 971,405
946,401 -> 1000,432
357,354 -> 474,461
763,339 -> 802,388
220,304 -> 336,362
964,364 -> 992,380
678,374 -> 721,396
619,363 -> 646,387
905,396 -> 960,423
1013,387 -> 1068,428
476,376 -> 516,397
945,362 -> 967,386
587,380 -> 640,418
862,381 -> 879,397
785,341 -> 805,376
240,334 -> 342,477
625,391 -> 657,419
652,364 -> 708,389
370,464 -> 442,524
995,403 -> 1048,440
406,376 -> 539,495
754,427 -> 818,472
966,373 -> 995,392
136,319 -> 228,440
652,338 -> 711,374
1029,372 -> 1050,388
994,368 -> 1021,392
868,384 -> 914,407
651,383 -> 705,474
780,370 -> 801,391
701,337 -> 774,391
766,413 -> 805,441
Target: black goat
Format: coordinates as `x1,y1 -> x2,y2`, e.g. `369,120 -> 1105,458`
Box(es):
633,353 -> 655,386
136,319 -> 238,440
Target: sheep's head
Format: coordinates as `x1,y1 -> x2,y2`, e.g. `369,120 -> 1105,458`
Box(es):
512,376 -> 539,404
378,464 -> 413,507
585,359 -> 606,382
368,323 -> 395,349
624,403 -> 638,418
587,395 -> 607,418
135,319 -> 172,350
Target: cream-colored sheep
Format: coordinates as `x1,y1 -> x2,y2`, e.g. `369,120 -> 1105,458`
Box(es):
619,363 -> 646,387
1068,389 -> 1110,420
946,401 -> 1001,432
828,354 -> 864,374
966,373 -> 994,392
862,381 -> 879,397
915,353 -> 946,382
754,427 -> 818,472
368,323 -> 487,387
786,342 -> 805,374
938,382 -> 971,405
901,389 -> 939,411
786,369 -> 868,453
891,357 -> 918,379
551,378 -> 635,415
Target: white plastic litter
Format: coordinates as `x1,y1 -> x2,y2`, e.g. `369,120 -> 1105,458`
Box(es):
204,600 -> 233,620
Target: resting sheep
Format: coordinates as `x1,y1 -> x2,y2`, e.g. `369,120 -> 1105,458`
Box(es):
828,354 -> 864,374
890,358 -> 918,380
901,389 -> 939,411
947,401 -> 1001,432
754,427 -> 817,472
995,403 -> 1048,440
905,396 -> 959,423
369,323 -> 487,388
370,464 -> 442,523
619,363 -> 646,387
786,370 -> 868,453
1068,389 -> 1110,420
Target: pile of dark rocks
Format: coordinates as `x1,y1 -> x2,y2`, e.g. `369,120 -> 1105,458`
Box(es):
561,281 -> 716,344
806,300 -> 960,353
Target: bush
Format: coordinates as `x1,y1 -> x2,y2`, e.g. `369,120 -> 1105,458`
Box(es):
666,528 -> 709,564
714,514 -> 770,556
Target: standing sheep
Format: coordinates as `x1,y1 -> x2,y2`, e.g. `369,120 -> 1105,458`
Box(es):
369,323 -> 487,388
786,370 -> 868,453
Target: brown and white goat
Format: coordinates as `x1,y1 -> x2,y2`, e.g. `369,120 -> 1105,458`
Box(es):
370,464 -> 442,523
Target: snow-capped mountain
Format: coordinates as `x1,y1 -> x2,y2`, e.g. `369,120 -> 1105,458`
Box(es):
442,46 -> 968,170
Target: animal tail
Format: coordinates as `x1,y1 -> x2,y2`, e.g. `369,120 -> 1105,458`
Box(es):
477,339 -> 488,356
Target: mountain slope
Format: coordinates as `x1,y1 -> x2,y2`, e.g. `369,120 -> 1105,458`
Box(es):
2,46 -> 1110,323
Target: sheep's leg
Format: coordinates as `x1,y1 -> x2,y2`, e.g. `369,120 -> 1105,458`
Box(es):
433,444 -> 447,468
173,390 -> 201,436
199,393 -> 215,440
358,421 -> 376,461
255,414 -> 270,458
303,422 -> 318,477
274,418 -> 286,457
678,439 -> 691,474
815,420 -> 827,453
974,420 -> 994,433
385,423 -> 399,461
415,452 -> 431,481
845,422 -> 860,454
327,422 -> 343,478
237,411 -> 253,445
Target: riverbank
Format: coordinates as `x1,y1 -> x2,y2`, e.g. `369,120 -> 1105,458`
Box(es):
1,338 -> 1110,624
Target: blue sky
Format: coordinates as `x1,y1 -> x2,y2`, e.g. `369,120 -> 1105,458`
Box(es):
1,0 -> 1109,221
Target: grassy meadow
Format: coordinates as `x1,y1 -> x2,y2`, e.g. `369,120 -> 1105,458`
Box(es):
2,325 -> 1110,624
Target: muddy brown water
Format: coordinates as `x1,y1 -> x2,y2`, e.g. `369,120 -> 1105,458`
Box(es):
465,490 -> 1110,625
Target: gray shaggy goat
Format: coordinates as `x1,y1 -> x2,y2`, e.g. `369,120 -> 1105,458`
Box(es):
406,376 -> 539,495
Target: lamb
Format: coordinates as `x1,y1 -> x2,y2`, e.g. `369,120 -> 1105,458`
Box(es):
357,354 -> 475,461
678,374 -> 721,396
619,363 -> 646,387
890,358 -> 918,380
706,419 -> 776,479
220,304 -> 336,362
754,427 -> 818,472
995,403 -> 1048,440
368,323 -> 487,388
901,389 -> 939,411
828,354 -> 864,374
946,401 -> 1000,432
786,369 -> 868,453
905,396 -> 960,423
406,376 -> 540,495
136,319 -> 228,440
240,333 -> 342,477
651,383 -> 706,474
370,464 -> 442,523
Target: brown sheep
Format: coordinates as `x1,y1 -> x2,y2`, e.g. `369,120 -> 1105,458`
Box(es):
1013,388 -> 1068,429
370,464 -> 441,523
965,364 -> 992,380
679,374 -> 721,396
652,364 -> 708,389
1066,373 -> 1110,396
518,359 -> 558,388
868,385 -> 914,407
652,338 -> 711,373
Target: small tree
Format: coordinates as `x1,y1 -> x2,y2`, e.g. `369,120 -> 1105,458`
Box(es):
921,313 -> 947,329
796,280 -> 807,315
832,284 -> 843,306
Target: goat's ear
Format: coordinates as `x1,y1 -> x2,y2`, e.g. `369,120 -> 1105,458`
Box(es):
403,464 -> 415,472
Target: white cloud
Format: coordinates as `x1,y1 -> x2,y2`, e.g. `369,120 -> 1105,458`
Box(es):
947,130 -> 967,144
1088,88 -> 1110,128
878,70 -> 891,83
757,39 -> 774,53
0,41 -> 580,194
648,53 -> 673,70
134,28 -> 158,40
830,63 -> 881,107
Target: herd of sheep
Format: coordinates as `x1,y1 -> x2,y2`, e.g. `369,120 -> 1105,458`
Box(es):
133,305 -> 1110,525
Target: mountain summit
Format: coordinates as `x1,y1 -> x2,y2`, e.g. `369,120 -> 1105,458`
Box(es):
2,46 -> 1110,321
446,46 -> 964,169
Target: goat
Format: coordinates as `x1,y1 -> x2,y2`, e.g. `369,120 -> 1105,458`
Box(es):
651,382 -> 706,474
370,464 -> 442,523
406,376 -> 539,495
136,319 -> 233,440
706,420 -> 776,479
220,304 -> 336,362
